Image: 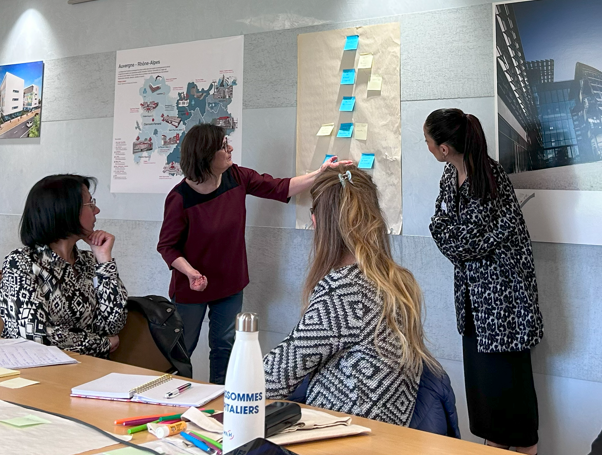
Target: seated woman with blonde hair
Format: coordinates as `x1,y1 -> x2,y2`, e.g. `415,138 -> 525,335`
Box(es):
264,165 -> 441,426
0,174 -> 127,357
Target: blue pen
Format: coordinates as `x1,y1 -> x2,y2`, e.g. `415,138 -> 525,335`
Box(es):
181,432 -> 216,454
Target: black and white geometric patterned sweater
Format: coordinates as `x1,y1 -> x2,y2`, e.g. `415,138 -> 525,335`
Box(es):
0,245 -> 128,357
264,264 -> 421,427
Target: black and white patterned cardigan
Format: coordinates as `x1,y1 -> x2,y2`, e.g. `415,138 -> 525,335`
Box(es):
264,264 -> 421,427
0,245 -> 128,357
429,160 -> 544,353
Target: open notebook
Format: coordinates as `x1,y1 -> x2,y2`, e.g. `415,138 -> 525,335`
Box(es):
70,373 -> 224,407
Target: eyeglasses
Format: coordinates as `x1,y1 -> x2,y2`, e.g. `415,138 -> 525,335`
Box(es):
222,137 -> 229,151
83,198 -> 97,209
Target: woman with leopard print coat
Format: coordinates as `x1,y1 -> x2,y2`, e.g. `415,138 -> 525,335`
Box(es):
424,109 -> 543,455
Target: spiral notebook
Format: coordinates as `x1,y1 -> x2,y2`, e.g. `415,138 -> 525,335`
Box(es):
70,373 -> 224,407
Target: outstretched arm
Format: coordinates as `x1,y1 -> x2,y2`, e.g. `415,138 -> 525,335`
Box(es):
287,156 -> 353,197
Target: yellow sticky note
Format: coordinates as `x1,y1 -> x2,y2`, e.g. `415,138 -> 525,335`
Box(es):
354,123 -> 368,140
367,75 -> 382,91
357,53 -> 373,69
0,378 -> 39,389
0,367 -> 19,378
316,123 -> 335,136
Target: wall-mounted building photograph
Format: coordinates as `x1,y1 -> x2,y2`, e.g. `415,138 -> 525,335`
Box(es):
495,0 -> 602,245
0,60 -> 43,139
496,0 -> 602,191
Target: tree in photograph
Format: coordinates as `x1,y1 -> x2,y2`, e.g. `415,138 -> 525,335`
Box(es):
28,115 -> 40,138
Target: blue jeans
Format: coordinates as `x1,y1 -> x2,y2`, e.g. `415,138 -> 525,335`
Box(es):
174,291 -> 243,385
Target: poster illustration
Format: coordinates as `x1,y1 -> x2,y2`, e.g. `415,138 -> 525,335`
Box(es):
0,60 -> 43,139
495,0 -> 602,245
111,36 -> 243,193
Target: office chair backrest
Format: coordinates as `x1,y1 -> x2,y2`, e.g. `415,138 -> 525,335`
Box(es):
110,304 -> 173,373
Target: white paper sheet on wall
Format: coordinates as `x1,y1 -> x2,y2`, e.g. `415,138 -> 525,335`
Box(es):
296,23 -> 402,233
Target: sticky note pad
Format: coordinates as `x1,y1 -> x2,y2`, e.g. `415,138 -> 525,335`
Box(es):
316,123 -> 335,136
344,35 -> 359,51
0,414 -> 51,427
0,367 -> 19,378
339,97 -> 356,112
0,378 -> 39,389
358,53 -> 373,69
367,75 -> 382,91
337,123 -> 354,138
341,69 -> 356,85
323,154 -> 335,164
354,123 -> 368,140
358,153 -> 375,169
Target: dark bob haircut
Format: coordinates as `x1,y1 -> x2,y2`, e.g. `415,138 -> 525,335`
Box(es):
180,123 -> 226,183
20,174 -> 97,248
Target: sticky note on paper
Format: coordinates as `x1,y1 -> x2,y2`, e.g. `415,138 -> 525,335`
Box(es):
354,123 -> 368,140
341,69 -> 356,85
337,123 -> 354,138
0,414 -> 51,427
358,53 -> 373,69
344,35 -> 359,51
358,153 -> 375,169
367,75 -> 382,91
316,123 -> 335,136
102,448 -> 148,455
339,97 -> 356,112
323,154 -> 335,164
0,378 -> 39,389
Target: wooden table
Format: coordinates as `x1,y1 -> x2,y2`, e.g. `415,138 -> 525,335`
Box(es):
0,353 -> 504,454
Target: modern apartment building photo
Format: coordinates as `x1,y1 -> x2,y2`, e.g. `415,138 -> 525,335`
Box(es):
0,60 -> 43,139
496,0 -> 602,191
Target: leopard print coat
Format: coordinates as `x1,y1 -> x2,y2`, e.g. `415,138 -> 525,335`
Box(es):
429,160 -> 544,353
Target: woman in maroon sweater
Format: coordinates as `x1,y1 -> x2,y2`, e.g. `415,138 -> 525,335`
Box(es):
158,123 -> 350,384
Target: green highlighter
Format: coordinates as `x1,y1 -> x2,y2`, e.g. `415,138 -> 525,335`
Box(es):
157,413 -> 182,422
190,430 -> 223,450
127,419 -> 159,435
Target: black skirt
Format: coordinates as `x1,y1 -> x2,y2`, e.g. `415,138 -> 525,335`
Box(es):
462,306 -> 539,447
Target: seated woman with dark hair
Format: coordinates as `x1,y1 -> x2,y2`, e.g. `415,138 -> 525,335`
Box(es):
0,175 -> 127,357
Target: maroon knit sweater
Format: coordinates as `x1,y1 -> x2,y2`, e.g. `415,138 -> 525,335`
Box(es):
157,164 -> 290,303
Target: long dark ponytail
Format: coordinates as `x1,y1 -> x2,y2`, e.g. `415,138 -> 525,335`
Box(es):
425,108 -> 497,201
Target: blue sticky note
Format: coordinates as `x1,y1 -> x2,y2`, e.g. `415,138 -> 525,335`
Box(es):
323,154 -> 335,164
341,69 -> 356,85
337,123 -> 354,138
339,96 -> 356,112
344,35 -> 359,51
358,153 -> 375,169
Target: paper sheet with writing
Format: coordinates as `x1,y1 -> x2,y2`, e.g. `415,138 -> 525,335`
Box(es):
0,400 -> 116,455
0,344 -> 78,369
296,23 -> 402,233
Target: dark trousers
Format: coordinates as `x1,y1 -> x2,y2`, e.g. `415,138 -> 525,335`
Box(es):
174,291 -> 243,385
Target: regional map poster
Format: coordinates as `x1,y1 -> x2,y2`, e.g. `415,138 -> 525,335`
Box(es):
110,36 -> 243,193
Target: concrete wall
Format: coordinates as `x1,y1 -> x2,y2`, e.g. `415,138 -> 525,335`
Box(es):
1,1 -> 601,453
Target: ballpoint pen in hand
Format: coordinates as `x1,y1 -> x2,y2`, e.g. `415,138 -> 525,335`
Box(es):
164,382 -> 192,399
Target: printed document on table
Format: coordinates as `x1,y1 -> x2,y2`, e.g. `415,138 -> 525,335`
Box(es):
0,345 -> 78,369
